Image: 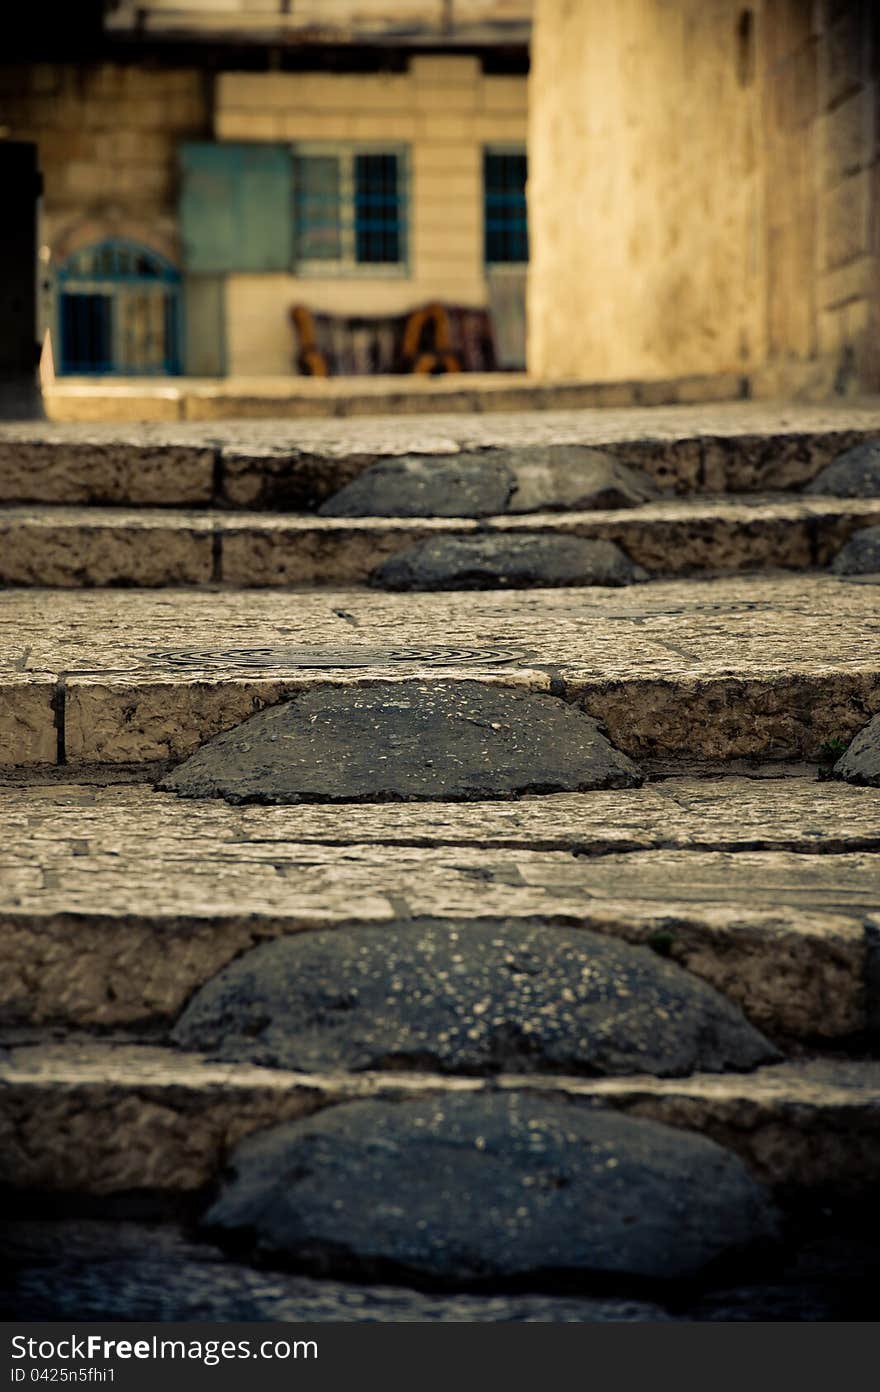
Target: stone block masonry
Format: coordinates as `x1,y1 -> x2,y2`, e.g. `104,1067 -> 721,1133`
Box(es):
1,576 -> 878,767
216,57 -> 527,375
0,62 -> 210,265
528,0 -> 880,397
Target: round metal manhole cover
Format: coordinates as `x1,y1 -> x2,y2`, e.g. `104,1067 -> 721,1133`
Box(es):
138,645 -> 541,670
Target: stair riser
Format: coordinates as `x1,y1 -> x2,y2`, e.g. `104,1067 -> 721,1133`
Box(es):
0,429 -> 875,508
3,504 -> 880,586
0,895 -> 869,1041
4,670 -> 877,769
1,1065 -> 876,1199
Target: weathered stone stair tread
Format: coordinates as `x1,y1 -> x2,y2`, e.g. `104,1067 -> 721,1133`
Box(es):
3,496 -> 880,586
4,777 -> 879,854
7,832 -> 879,913
1,1043 -> 876,1196
2,820 -> 874,1036
4,401 -> 880,505
2,576 -> 878,765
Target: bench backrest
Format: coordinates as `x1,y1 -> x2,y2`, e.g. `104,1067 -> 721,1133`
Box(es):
290,302 -> 497,375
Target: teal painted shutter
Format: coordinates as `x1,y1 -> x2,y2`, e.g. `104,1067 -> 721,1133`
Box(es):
179,143 -> 292,273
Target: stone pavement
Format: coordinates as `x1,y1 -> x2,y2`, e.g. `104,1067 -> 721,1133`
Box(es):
1,403 -> 879,1320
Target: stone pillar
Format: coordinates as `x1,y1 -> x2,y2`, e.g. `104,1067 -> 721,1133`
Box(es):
527,0 -> 764,383
527,0 -> 880,396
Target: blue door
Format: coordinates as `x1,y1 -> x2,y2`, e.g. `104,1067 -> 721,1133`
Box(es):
57,240 -> 182,375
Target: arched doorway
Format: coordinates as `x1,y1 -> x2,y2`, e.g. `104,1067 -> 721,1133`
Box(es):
56,239 -> 182,375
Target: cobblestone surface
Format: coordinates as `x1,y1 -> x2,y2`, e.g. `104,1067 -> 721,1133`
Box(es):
7,1217 -> 879,1321
0,1221 -> 672,1322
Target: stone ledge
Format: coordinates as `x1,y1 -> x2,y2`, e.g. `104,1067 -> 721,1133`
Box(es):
41,372 -> 744,426
3,776 -> 878,854
0,842 -> 871,1037
0,1045 -> 876,1196
3,496 -> 880,586
5,400 -> 880,502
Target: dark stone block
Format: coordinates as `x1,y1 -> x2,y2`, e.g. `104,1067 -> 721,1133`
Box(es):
318,448 -> 660,519
204,1094 -> 780,1285
372,535 -> 646,590
160,682 -> 643,804
318,454 -> 515,518
173,919 -> 778,1077
834,714 -> 880,786
806,440 -> 880,497
831,525 -> 880,575
507,448 -> 660,512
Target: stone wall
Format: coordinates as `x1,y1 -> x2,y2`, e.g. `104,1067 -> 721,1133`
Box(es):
528,0 -> 880,396
216,57 -> 527,375
815,0 -> 879,394
0,63 -> 210,265
0,56 -> 526,378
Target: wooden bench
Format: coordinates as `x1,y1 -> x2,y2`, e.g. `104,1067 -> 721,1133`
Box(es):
290,301 -> 498,376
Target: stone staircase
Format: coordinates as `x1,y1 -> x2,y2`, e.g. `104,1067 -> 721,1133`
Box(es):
1,402 -> 879,1322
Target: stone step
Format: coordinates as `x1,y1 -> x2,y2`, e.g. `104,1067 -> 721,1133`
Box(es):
1,1043 -> 876,1199
6,776 -> 879,854
3,403 -> 880,507
3,496 -> 880,588
1,576 -> 877,766
2,781 -> 876,1039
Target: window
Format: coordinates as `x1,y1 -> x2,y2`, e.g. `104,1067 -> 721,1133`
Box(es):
484,148 -> 528,266
293,145 -> 407,275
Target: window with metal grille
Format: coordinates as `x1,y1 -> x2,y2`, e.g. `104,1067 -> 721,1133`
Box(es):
293,145 -> 407,275
484,148 -> 528,265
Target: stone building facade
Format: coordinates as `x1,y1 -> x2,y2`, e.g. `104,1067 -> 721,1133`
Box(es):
4,0 -> 875,397
214,59 -> 527,375
0,2 -> 529,377
0,63 -> 210,269
528,0 -> 880,396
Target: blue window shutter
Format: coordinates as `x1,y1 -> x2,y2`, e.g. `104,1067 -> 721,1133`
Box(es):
179,143 -> 292,273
